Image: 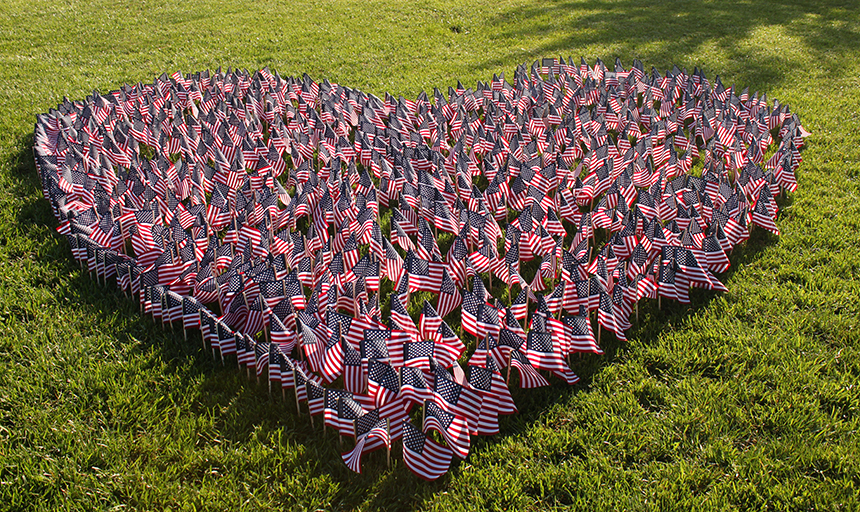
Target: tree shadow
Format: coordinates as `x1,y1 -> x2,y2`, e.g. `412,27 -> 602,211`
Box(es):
477,0 -> 859,92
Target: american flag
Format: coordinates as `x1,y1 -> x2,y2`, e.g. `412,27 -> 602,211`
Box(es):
467,363 -> 512,435
422,400 -> 470,459
254,340 -> 270,377
404,251 -> 444,293
432,365 -> 483,435
389,294 -> 420,344
525,330 -> 579,384
341,412 -> 390,474
509,349 -> 549,388
320,323 -> 344,384
436,270 -> 462,318
305,378 -> 326,416
367,359 -> 399,407
402,420 -> 453,481
419,301 -> 443,344
342,342 -> 366,395
460,290 -> 482,339
403,340 -> 436,370
561,310 -> 602,354
398,367 -> 432,411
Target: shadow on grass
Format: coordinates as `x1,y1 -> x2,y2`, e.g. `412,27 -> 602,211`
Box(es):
477,0 -> 859,94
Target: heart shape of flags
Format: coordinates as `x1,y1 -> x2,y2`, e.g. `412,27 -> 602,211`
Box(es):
33,57 -> 807,479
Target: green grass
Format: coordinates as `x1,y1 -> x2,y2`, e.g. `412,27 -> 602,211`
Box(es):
1,0 -> 859,509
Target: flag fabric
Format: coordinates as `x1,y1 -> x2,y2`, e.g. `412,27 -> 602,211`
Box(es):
398,366 -> 432,410
525,330 -> 579,384
404,251 -> 445,293
509,349 -> 550,388
422,400 -> 470,459
402,420 -> 453,481
432,364 -> 483,435
367,359 -> 400,407
341,412 -> 390,474
467,361 -> 517,435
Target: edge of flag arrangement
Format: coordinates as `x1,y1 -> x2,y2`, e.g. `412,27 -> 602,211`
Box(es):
32,57 -> 808,478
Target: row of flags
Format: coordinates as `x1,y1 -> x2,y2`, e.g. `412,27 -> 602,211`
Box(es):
33,57 -> 806,478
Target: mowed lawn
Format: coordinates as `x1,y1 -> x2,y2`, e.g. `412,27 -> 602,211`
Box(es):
1,0 -> 859,510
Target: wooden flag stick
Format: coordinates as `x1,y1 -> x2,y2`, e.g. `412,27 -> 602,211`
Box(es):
590,212 -> 595,244
155,292 -> 164,331
237,341 -> 243,370
200,311 -> 207,350
386,419 -> 391,468
268,209 -> 274,247
293,368 -> 302,415
215,280 -> 224,317
117,264 -> 127,298
95,252 -> 102,286
75,235 -> 84,270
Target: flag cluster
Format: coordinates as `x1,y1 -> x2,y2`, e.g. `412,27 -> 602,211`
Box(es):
33,57 -> 806,478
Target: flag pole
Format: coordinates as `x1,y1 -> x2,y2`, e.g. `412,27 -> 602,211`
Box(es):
160,293 -> 165,330
293,368 -> 302,415
336,397 -> 342,447
386,418 -> 391,468
236,336 -> 244,371
95,250 -> 102,286
215,279 -> 224,316
74,231 -> 84,270
199,310 -> 207,350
